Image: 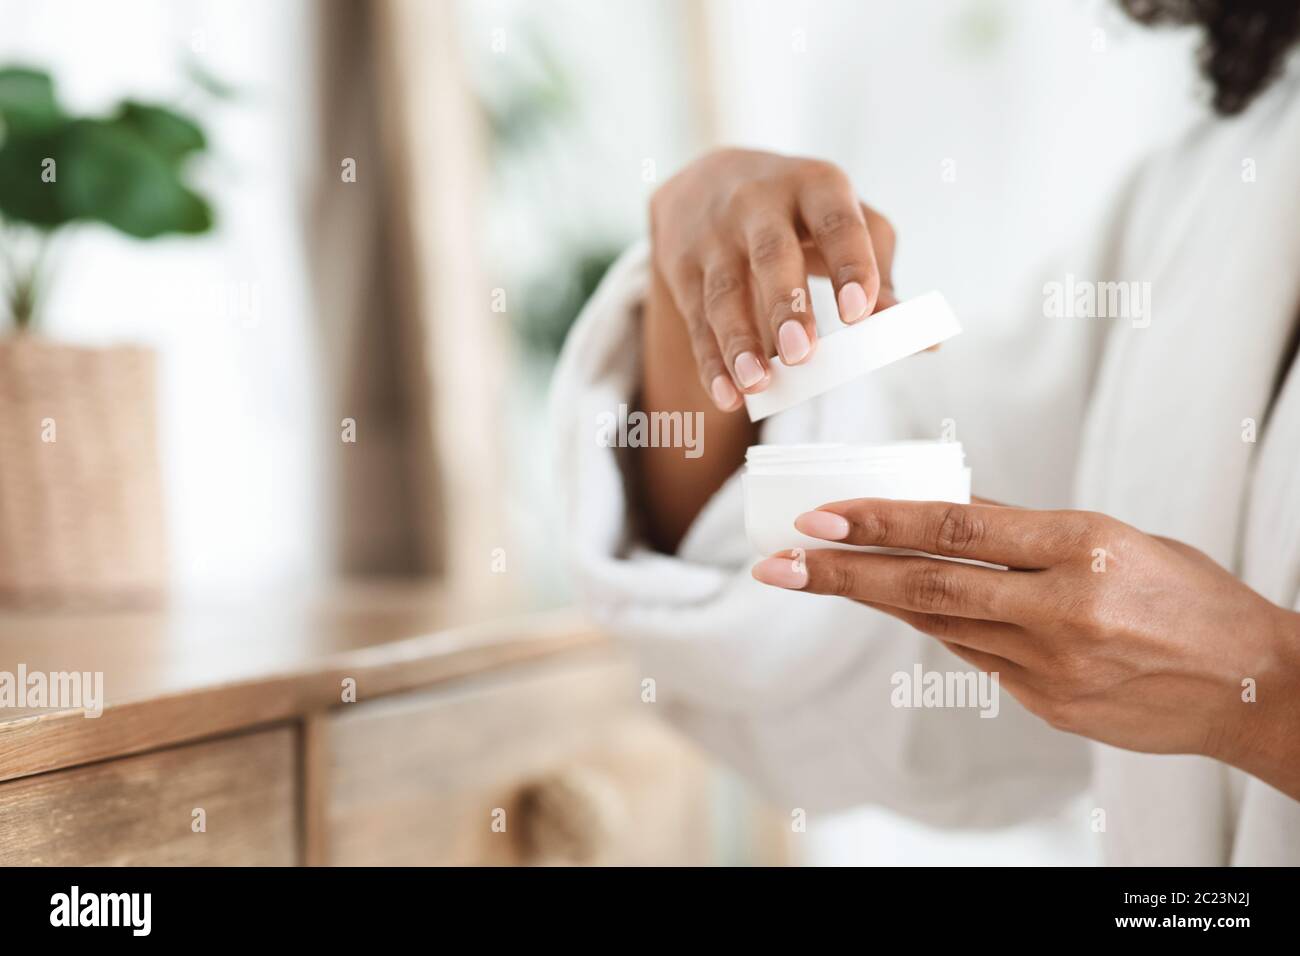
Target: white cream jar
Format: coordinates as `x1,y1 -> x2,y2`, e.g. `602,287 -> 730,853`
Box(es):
743,441 -> 971,554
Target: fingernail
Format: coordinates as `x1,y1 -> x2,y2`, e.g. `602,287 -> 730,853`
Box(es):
751,555 -> 808,589
838,281 -> 869,323
794,510 -> 850,541
710,374 -> 739,410
734,351 -> 765,389
778,320 -> 811,364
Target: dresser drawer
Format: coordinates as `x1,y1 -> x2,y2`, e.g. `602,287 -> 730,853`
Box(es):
0,727 -> 297,865
319,652 -> 713,865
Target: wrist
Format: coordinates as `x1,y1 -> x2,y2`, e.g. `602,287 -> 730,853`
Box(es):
1217,603 -> 1300,800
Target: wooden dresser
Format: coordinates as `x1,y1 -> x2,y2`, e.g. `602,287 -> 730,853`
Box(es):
0,585 -> 784,866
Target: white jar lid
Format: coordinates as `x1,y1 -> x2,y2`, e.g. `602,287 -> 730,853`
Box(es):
743,290 -> 961,422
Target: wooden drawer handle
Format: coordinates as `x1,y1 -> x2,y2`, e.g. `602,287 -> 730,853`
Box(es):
518,767 -> 626,864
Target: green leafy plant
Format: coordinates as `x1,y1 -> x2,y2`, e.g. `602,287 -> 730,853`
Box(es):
0,66 -> 214,332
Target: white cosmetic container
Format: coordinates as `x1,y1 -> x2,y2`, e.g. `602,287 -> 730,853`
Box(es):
743,441 -> 971,554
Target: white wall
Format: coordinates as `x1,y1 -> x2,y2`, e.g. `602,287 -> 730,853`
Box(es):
1,0 -> 329,600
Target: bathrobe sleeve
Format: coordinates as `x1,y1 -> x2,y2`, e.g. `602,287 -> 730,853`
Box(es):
550,219 -> 1120,825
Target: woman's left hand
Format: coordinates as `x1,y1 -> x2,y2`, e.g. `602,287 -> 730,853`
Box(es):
752,498 -> 1300,798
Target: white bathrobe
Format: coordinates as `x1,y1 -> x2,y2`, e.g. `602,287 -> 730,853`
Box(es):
551,76 -> 1300,865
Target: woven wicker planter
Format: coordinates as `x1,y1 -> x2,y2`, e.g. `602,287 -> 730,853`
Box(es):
0,337 -> 166,607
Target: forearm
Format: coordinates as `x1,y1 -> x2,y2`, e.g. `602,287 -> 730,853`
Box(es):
1219,606 -> 1300,801
633,263 -> 757,553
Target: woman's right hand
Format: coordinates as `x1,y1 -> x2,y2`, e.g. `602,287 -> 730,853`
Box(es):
648,148 -> 898,411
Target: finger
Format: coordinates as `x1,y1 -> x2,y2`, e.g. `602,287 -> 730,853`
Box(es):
971,495 -> 1020,508
794,499 -> 1086,569
938,641 -> 1028,687
797,174 -> 878,325
937,643 -> 1052,725
742,215 -> 817,367
752,549 -> 1041,624
859,601 -> 1040,668
864,588 -> 1037,687
660,262 -> 744,411
700,256 -> 770,396
861,204 -> 897,305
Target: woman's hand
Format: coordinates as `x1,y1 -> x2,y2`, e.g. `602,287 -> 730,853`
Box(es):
751,498 -> 1300,799
636,149 -> 899,553
649,148 -> 898,411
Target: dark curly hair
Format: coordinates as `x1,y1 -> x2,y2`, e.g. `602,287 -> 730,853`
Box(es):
1121,0 -> 1300,114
